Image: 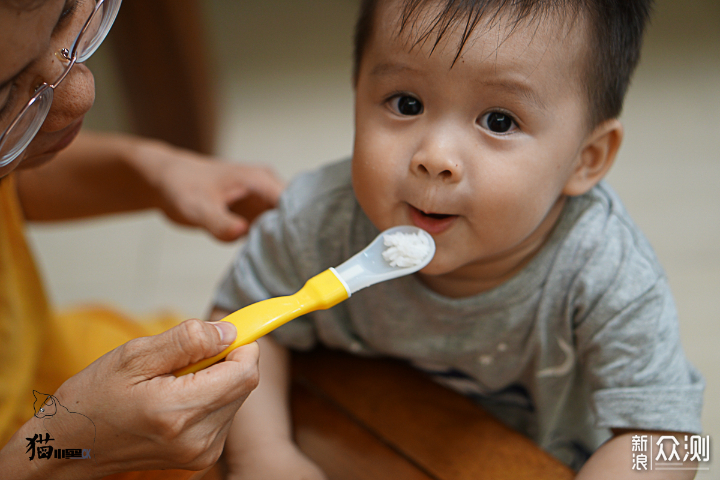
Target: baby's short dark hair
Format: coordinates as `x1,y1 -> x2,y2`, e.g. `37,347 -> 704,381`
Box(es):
353,0 -> 654,128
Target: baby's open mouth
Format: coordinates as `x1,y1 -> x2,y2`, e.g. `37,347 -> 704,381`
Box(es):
408,205 -> 458,234
423,212 -> 453,220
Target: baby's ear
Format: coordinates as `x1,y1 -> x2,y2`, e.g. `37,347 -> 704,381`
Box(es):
562,119 -> 623,196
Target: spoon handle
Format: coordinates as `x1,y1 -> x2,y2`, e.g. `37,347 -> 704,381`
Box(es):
174,269 -> 349,376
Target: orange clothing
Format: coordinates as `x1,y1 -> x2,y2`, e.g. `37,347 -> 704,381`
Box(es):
0,175 -> 221,480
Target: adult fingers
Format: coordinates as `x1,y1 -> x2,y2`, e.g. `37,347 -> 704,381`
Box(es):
202,202 -> 250,242
174,186 -> 250,242
225,340 -> 260,370
228,191 -> 275,233
162,344 -> 260,470
170,400 -> 245,471
117,319 -> 238,379
180,342 -> 261,412
246,166 -> 285,204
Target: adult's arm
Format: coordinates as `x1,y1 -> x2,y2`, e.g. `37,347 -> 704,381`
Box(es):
14,130 -> 283,241
0,319 -> 259,480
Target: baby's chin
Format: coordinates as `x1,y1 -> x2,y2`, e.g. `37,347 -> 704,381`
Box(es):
416,255 -> 459,277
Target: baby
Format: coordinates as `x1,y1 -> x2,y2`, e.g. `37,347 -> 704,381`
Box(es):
214,0 -> 703,477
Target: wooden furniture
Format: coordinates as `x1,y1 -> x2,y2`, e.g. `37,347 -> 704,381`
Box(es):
291,348 -> 575,480
106,0 -> 216,153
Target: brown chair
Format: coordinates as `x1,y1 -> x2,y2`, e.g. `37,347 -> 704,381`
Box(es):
292,348 -> 575,480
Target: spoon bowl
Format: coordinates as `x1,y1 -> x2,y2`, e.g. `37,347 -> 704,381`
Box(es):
334,226 -> 435,295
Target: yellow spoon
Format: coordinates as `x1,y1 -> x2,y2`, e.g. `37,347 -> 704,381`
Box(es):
174,226 -> 435,376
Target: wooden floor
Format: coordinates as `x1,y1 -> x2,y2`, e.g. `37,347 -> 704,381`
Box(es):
291,349 -> 575,480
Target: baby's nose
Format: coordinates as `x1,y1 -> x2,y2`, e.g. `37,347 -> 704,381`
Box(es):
410,137 -> 463,182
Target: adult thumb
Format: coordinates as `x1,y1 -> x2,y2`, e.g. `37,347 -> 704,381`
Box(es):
119,319 -> 237,378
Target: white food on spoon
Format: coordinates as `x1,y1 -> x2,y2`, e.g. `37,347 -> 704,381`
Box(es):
381,232 -> 432,268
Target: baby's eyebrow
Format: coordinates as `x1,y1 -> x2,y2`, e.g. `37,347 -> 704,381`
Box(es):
370,62 -> 421,77
369,62 -> 548,111
478,80 -> 547,111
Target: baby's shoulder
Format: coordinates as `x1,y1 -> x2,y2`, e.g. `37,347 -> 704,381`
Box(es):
272,159 -> 371,268
558,181 -> 667,303
568,182 -> 659,262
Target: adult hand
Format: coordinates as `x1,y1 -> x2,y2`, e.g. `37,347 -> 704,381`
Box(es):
2,319 -> 259,479
134,138 -> 285,241
15,132 -> 284,240
75,319 -> 259,475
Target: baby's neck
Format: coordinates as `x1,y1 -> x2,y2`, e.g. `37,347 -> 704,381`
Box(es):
418,196 -> 567,298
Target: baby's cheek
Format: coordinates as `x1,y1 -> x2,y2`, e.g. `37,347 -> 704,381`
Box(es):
477,188 -> 545,242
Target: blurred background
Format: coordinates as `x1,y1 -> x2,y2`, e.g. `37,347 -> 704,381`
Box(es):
25,0 -> 719,476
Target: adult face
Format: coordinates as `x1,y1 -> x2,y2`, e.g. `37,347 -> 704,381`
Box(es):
0,0 -> 96,178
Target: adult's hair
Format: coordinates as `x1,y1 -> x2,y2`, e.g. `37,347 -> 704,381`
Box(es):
353,0 -> 654,128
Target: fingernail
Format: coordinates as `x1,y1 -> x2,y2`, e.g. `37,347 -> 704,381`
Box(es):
209,321 -> 237,345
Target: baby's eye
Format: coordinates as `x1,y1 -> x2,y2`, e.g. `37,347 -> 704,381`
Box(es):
389,95 -> 423,116
479,111 -> 517,134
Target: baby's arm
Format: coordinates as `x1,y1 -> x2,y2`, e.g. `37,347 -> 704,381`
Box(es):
577,430 -> 696,480
209,308 -> 326,480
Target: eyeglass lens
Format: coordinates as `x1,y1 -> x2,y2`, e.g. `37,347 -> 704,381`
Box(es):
0,91 -> 54,161
75,0 -> 120,63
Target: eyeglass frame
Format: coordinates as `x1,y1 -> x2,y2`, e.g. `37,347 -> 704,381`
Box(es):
0,0 -> 122,168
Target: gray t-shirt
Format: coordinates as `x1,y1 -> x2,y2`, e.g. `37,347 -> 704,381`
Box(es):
215,159 -> 704,470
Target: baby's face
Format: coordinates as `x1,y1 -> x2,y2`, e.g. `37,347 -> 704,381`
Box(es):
352,1 -> 594,293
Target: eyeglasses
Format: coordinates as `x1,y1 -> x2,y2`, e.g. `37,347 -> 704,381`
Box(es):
0,0 -> 122,168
